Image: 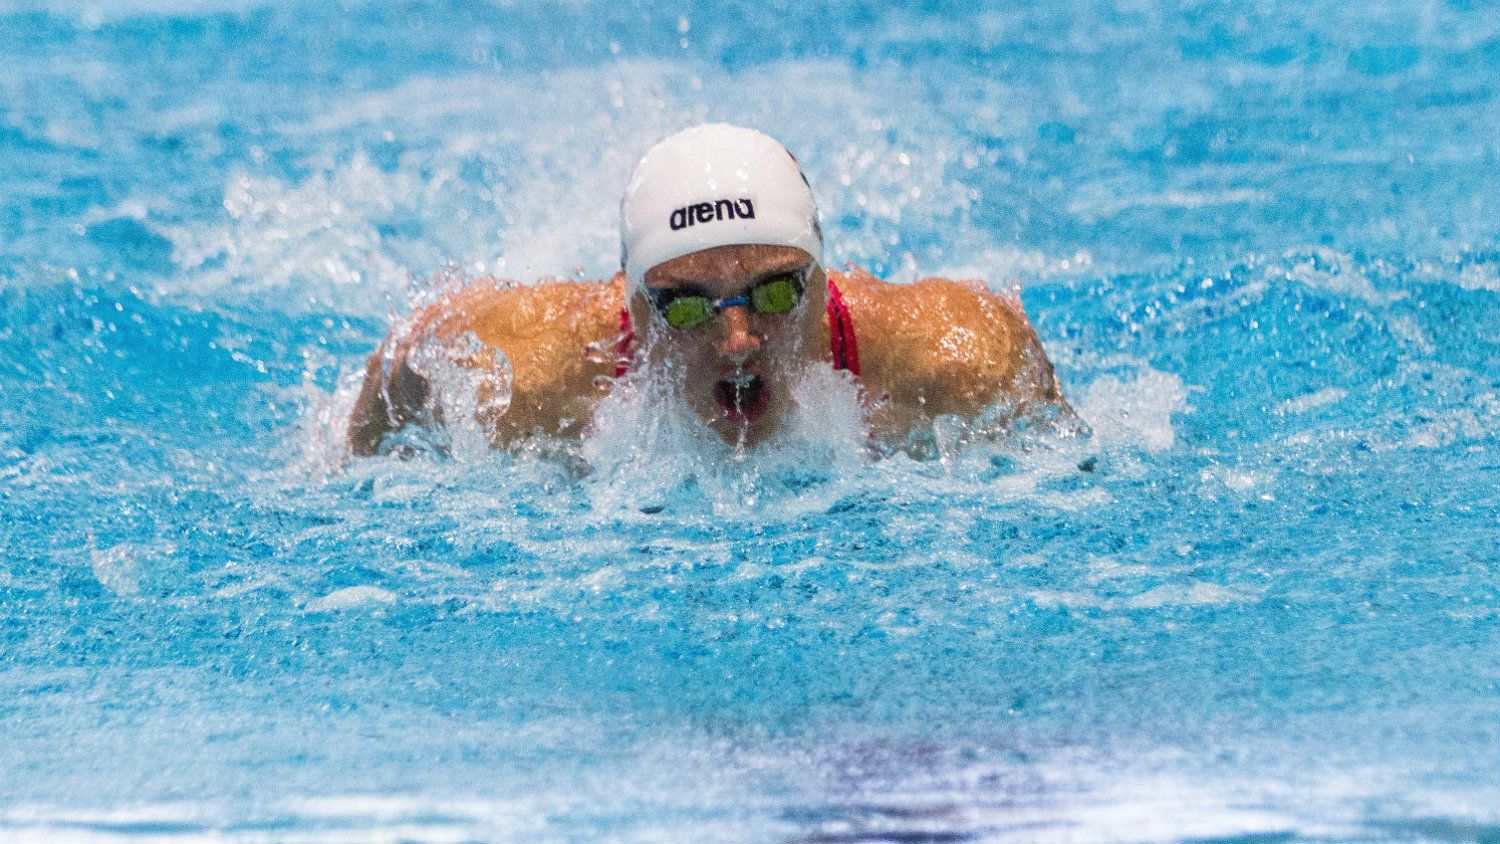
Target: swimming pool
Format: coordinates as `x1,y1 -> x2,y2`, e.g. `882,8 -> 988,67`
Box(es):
2,0 -> 1497,840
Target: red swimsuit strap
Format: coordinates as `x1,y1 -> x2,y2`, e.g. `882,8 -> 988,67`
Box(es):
613,304 -> 635,378
612,276 -> 860,378
825,277 -> 860,376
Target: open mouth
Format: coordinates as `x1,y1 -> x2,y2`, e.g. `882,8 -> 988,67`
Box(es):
713,371 -> 769,424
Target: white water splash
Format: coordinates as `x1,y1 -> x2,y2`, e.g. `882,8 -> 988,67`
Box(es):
306,585 -> 398,612
1075,367 -> 1188,452
1277,386 -> 1348,415
89,543 -> 143,597
160,58 -> 1057,318
580,356 -> 868,515
1274,246 -> 1406,306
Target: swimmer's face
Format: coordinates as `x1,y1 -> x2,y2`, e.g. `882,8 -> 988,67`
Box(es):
635,244 -> 827,446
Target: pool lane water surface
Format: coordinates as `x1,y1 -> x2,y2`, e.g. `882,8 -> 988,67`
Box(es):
2,1 -> 1498,841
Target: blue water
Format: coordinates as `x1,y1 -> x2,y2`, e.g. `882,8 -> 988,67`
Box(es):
3,1 -> 1499,840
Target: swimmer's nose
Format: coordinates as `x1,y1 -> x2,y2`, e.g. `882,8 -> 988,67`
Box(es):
715,304 -> 761,364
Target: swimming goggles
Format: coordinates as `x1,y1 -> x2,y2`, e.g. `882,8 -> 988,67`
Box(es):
647,268 -> 808,330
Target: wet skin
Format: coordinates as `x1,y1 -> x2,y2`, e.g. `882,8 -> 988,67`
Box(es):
348,244 -> 1076,455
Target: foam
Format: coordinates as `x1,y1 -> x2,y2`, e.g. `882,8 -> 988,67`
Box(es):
1125,581 -> 1247,609
1400,392 -> 1500,450
1456,261 -> 1500,293
165,58 -> 1045,317
1074,366 -> 1188,453
305,585 -> 397,612
305,342 -> 1191,528
1198,465 -> 1276,500
1068,187 -> 1269,223
87,542 -> 143,597
1277,386 -> 1349,415
580,353 -> 868,516
166,155 -> 424,316
1273,246 -> 1406,306
1028,580 -> 1254,612
0,0 -> 259,17
87,539 -> 179,599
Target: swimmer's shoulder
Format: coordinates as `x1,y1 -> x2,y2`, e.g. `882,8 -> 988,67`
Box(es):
828,265 -> 1032,384
349,274 -> 626,454
828,265 -> 1062,416
828,265 -> 1017,318
408,274 -> 625,350
410,273 -> 627,412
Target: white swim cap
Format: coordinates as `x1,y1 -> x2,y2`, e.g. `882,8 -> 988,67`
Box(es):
620,123 -> 822,287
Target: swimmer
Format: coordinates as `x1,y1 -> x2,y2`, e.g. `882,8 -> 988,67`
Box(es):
349,123 -> 1076,455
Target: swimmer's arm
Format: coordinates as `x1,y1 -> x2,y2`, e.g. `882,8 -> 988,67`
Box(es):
347,278 -> 626,455
347,288 -> 476,457
853,274 -> 1075,427
922,277 -> 1076,422
349,347 -> 393,457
